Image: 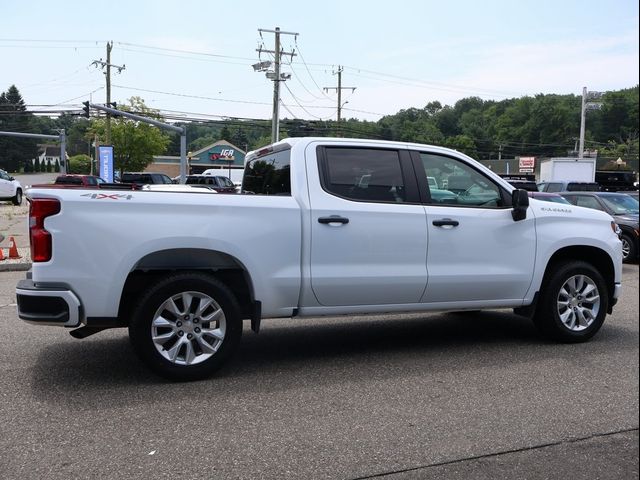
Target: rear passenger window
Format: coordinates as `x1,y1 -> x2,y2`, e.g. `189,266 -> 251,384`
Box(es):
320,147 -> 406,203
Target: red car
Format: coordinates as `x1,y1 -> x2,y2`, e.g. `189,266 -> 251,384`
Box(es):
54,175 -> 106,187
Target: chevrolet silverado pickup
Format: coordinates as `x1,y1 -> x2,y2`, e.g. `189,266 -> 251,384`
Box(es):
17,137 -> 623,380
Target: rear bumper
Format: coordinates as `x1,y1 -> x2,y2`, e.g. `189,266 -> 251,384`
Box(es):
16,279 -> 82,327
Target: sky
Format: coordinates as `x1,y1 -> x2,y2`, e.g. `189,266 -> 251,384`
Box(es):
1,0 -> 638,123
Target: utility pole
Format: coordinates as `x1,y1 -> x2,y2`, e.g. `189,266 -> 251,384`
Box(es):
579,86 -> 587,159
578,86 -> 603,159
256,27 -> 298,143
323,66 -> 356,123
92,41 -> 125,145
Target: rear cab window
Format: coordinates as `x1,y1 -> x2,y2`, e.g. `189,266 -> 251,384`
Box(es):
242,144 -> 291,195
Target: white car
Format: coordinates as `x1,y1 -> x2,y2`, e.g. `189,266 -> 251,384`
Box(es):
0,169 -> 23,205
141,184 -> 217,193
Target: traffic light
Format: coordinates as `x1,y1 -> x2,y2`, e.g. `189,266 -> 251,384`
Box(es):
82,101 -> 90,118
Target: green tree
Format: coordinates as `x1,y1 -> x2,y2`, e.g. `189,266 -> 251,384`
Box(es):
89,97 -> 170,172
0,85 -> 39,171
68,154 -> 92,174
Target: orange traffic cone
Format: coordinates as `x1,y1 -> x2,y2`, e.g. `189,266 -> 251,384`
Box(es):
8,237 -> 21,259
0,248 -> 5,261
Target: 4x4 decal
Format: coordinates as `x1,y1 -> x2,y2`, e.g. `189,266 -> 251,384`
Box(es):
80,193 -> 133,200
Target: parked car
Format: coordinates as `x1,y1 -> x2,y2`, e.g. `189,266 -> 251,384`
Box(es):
141,184 -> 218,193
0,168 -> 23,205
528,191 -> 571,204
537,181 -> 600,193
561,191 -> 639,263
185,174 -> 237,193
121,172 -> 173,185
501,175 -> 538,192
54,174 -> 106,187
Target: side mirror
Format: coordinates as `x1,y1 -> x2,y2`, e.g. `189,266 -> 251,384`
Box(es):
512,189 -> 529,221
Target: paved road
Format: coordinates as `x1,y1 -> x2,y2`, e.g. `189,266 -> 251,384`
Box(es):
0,267 -> 638,479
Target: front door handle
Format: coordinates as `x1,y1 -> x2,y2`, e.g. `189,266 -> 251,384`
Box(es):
318,216 -> 349,225
432,218 -> 459,227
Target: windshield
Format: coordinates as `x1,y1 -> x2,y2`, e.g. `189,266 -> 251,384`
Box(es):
601,194 -> 639,215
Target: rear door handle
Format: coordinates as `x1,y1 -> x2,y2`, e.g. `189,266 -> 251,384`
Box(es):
318,216 -> 349,225
432,218 -> 459,227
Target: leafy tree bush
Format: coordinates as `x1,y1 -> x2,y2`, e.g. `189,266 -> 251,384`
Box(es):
68,154 -> 92,174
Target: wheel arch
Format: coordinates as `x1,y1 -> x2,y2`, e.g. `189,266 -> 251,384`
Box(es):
117,248 -> 256,325
544,246 -> 616,311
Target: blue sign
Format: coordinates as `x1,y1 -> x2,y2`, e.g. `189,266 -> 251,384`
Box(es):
98,145 -> 114,182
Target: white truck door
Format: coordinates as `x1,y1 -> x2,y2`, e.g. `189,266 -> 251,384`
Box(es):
415,151 -> 536,304
307,145 -> 428,306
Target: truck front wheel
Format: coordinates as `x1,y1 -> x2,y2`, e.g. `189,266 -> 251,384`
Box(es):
12,189 -> 22,206
128,273 -> 242,381
533,261 -> 608,343
621,233 -> 637,263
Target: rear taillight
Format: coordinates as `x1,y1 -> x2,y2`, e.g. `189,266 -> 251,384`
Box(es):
29,198 -> 61,262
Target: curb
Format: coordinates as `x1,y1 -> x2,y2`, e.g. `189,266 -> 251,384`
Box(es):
0,262 -> 31,272
0,246 -> 31,272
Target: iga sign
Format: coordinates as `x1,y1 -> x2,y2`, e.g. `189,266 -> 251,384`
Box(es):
519,156 -> 535,173
210,149 -> 235,161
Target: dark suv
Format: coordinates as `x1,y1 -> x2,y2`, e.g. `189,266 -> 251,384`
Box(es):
121,172 -> 173,185
561,191 -> 639,263
185,174 -> 237,193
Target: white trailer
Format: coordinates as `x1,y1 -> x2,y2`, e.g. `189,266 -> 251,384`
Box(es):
539,157 -> 596,183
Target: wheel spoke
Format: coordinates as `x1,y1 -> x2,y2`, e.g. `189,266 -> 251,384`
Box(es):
201,307 -> 223,324
196,336 -> 218,354
196,298 -> 214,316
166,337 -> 186,362
202,326 -> 225,339
165,298 -> 184,317
559,309 -> 574,328
180,292 -> 196,314
152,316 -> 174,329
152,330 -> 175,343
183,340 -> 197,364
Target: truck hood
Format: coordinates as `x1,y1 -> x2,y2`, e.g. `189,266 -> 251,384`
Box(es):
529,198 -> 613,223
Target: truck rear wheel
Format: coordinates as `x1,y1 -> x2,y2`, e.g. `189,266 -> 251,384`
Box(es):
533,261 -> 608,343
128,273 -> 242,381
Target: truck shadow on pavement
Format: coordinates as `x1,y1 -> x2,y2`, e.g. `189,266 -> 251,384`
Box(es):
29,311 -> 636,406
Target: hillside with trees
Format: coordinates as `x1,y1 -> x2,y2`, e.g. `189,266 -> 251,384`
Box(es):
0,83 -> 637,173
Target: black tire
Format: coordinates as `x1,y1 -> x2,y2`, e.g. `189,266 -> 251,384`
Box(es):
621,233 -> 637,264
129,272 -> 242,381
533,261 -> 608,343
12,189 -> 22,206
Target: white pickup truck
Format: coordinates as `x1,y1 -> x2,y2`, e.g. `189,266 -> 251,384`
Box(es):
17,137 -> 623,380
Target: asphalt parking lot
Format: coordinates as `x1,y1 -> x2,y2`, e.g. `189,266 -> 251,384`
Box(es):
0,192 -> 638,479
0,263 -> 637,479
